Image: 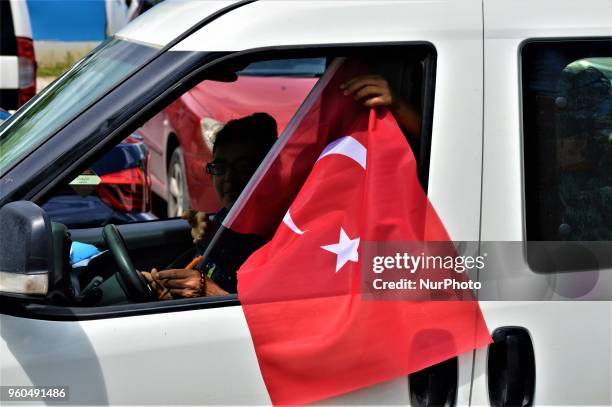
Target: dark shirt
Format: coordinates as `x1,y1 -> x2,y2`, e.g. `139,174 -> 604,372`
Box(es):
194,208 -> 265,294
193,208 -> 233,292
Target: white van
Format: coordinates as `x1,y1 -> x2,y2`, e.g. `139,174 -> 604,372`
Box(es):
0,1 -> 610,405
0,0 -> 36,110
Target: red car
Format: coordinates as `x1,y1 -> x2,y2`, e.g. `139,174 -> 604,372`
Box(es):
139,58 -> 325,216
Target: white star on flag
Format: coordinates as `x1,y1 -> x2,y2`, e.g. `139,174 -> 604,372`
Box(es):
321,227 -> 360,272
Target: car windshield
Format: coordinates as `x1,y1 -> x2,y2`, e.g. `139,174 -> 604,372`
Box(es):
239,58 -> 326,77
0,38 -> 158,176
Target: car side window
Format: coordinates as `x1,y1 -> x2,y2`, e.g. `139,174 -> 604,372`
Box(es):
42,134 -> 153,229
193,49 -> 435,299
24,48 -> 435,314
522,39 -> 612,242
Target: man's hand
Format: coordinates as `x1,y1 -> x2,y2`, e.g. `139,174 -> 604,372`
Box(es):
181,209 -> 208,244
144,267 -> 230,299
142,268 -> 173,300
340,74 -> 421,137
340,74 -> 397,108
204,276 -> 229,297
157,268 -> 230,298
156,268 -> 202,298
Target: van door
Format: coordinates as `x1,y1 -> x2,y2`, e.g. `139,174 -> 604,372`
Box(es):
475,1 -> 612,405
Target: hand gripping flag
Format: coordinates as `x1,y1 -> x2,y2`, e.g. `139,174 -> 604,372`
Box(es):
230,59 -> 491,405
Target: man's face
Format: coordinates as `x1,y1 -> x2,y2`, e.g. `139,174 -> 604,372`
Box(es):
211,141 -> 261,210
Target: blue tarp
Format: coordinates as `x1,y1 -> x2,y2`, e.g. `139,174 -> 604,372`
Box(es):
27,0 -> 106,41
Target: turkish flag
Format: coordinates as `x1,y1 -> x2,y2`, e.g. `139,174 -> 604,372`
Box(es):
233,60 -> 491,405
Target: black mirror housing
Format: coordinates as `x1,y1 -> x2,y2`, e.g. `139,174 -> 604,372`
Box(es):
0,201 -> 53,295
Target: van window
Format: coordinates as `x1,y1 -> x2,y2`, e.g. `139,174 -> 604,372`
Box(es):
41,49 -> 431,230
522,39 -> 612,242
17,46 -> 436,317
197,49 -> 433,297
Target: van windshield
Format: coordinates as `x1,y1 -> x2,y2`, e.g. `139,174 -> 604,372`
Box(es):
0,38 -> 157,175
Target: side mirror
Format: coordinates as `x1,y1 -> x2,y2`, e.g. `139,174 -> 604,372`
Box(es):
0,201 -> 53,296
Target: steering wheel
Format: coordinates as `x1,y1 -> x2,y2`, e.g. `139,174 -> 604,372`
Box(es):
102,224 -> 154,302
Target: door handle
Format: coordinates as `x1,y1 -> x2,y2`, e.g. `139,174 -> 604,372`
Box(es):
409,356 -> 457,407
487,327 -> 536,407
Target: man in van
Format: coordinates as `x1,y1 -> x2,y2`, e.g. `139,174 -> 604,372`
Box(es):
146,71 -> 420,299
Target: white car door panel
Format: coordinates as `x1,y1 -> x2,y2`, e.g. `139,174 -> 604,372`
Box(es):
476,0 -> 612,405
1,307 -> 270,405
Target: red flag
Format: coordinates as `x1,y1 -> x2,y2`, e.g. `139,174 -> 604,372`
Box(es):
228,59 -> 372,239
234,60 -> 491,405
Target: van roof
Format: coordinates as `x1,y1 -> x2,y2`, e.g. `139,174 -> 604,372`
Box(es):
116,0 -> 612,51
118,0 -> 484,52
116,0 -> 239,48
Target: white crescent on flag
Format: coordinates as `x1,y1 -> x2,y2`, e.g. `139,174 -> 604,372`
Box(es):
317,136 -> 367,169
282,210 -> 305,235
283,136 -> 367,235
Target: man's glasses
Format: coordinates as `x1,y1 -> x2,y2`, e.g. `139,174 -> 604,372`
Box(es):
205,160 -> 259,176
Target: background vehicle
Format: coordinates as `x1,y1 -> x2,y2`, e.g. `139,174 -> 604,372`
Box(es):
139,58 -> 325,216
1,110 -> 151,227
0,0 -> 36,109
42,134 -> 154,228
0,1 -> 610,406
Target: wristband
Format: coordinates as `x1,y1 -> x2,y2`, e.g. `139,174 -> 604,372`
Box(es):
198,269 -> 206,297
